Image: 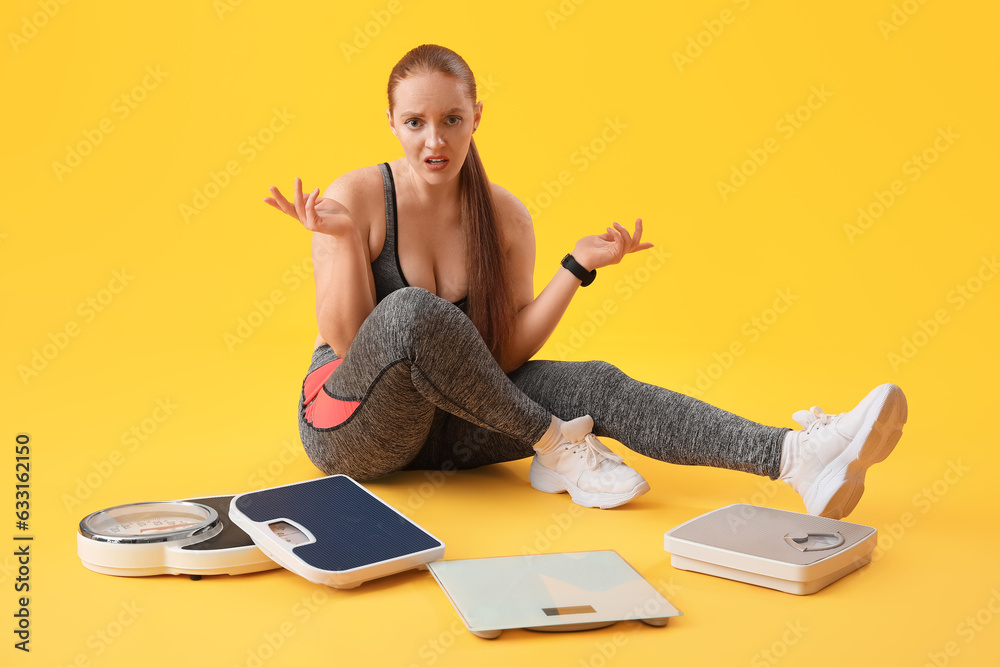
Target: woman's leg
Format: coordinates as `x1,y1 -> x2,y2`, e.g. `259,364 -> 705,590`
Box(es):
381,354 -> 904,518
407,359 -> 787,479
297,287 -> 552,481
510,359 -> 789,478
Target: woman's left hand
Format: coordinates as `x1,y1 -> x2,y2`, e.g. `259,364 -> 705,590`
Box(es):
572,219 -> 653,271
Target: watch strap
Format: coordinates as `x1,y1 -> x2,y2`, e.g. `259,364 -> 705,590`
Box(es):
561,254 -> 597,287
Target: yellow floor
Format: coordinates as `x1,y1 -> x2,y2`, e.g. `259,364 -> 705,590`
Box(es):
4,1 -> 998,665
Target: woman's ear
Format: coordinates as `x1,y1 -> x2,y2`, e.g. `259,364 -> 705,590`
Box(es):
474,101 -> 483,130
386,109 -> 396,136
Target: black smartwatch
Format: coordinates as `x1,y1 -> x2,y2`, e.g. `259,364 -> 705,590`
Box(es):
561,254 -> 597,287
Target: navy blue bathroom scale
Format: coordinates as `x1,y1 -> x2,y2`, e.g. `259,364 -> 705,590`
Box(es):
228,475 -> 445,589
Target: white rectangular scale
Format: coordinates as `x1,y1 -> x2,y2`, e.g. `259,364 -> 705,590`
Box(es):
229,475 -> 445,589
427,551 -> 682,639
664,504 -> 877,595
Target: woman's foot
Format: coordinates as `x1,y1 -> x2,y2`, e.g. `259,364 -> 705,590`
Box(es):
529,415 -> 650,509
779,383 -> 908,519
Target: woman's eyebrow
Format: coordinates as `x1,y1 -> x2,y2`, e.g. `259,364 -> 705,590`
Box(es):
399,107 -> 465,117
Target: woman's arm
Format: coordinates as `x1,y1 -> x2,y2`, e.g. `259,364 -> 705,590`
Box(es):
312,224 -> 376,357
265,174 -> 377,358
497,191 -> 652,372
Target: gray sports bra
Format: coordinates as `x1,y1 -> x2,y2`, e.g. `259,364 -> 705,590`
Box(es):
374,162 -> 468,312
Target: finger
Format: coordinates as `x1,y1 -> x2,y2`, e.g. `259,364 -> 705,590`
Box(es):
265,188 -> 298,218
633,218 -> 644,243
613,221 -> 633,246
294,177 -> 306,222
305,187 -> 320,228
268,186 -> 291,209
610,224 -> 628,248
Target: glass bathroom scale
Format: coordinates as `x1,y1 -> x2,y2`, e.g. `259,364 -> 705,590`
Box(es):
229,475 -> 445,589
427,550 -> 682,639
664,504 -> 878,595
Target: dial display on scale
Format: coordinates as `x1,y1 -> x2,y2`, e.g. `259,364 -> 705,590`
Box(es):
269,520 -> 310,545
77,496 -> 280,577
80,501 -> 221,544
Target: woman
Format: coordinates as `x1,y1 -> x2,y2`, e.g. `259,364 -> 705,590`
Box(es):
263,44 -> 907,518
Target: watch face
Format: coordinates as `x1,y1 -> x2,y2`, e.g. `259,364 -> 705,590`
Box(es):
79,501 -> 220,544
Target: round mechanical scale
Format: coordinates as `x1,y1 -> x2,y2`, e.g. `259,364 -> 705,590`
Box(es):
77,496 -> 280,578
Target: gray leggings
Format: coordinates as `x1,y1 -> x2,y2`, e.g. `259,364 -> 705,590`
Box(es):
298,287 -> 788,482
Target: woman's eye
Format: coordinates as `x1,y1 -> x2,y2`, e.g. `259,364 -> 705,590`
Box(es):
446,116 -> 461,125
405,119 -> 420,128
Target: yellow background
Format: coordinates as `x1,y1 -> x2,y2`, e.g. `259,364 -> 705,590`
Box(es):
3,0 -> 998,664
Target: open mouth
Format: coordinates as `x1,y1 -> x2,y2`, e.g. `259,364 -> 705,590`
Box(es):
425,156 -> 449,166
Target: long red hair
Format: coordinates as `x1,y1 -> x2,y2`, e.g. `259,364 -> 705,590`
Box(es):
387,44 -> 515,363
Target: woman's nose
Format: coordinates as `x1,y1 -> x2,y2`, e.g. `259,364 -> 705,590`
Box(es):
426,130 -> 445,147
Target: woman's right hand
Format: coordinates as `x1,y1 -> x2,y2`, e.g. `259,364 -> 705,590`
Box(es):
263,177 -> 355,238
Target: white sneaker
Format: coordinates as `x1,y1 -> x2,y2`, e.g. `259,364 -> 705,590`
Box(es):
529,415 -> 650,509
781,383 -> 907,519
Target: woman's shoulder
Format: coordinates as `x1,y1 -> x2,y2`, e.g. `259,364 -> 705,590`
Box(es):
323,163 -> 386,212
489,181 -> 535,258
489,181 -> 533,231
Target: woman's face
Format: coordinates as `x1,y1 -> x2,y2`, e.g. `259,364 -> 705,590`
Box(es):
387,71 -> 482,184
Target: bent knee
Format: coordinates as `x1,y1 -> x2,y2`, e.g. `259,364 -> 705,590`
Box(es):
376,286 -> 469,340
379,286 -> 442,311
577,359 -> 623,380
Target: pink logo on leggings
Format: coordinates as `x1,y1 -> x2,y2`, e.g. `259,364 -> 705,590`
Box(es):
302,359 -> 360,428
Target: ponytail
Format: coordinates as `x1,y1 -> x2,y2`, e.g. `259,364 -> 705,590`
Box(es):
460,137 -> 515,360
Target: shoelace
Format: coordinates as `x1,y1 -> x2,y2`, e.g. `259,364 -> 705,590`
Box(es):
568,433 -> 625,470
793,406 -> 836,433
